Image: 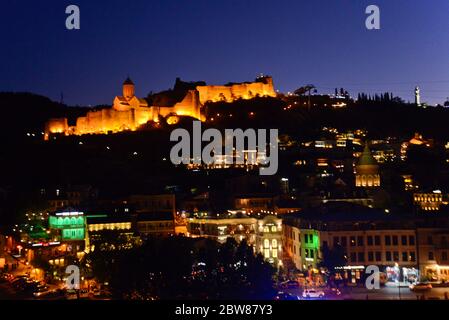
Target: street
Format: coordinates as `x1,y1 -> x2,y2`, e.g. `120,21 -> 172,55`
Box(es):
280,284 -> 449,300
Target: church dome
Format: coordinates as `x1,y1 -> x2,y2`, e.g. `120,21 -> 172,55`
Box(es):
355,143 -> 380,188
357,143 -> 377,166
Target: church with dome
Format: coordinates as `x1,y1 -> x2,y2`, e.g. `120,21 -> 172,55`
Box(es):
355,143 -> 381,188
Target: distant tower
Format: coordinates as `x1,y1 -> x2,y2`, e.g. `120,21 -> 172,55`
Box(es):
415,86 -> 421,106
123,77 -> 135,100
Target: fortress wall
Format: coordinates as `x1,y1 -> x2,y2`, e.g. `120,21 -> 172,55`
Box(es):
45,78 -> 275,138
72,107 -> 154,135
196,79 -> 276,104
105,109 -> 135,131
172,90 -> 201,120
75,117 -> 88,134
196,85 -> 233,104
156,106 -> 176,119
134,108 -> 153,127
46,118 -> 68,134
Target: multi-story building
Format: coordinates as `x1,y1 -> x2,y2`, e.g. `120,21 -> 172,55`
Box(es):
284,219 -> 419,282
413,191 -> 446,211
255,215 -> 283,267
187,213 -> 282,266
135,212 -> 175,237
417,227 -> 449,282
283,224 -> 320,272
187,213 -> 257,244
127,194 -> 176,215
282,203 -> 449,283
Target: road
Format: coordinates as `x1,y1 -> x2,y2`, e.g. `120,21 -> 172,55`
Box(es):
281,284 -> 449,300
0,283 -> 17,300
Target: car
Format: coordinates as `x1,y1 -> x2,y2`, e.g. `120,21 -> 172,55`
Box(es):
10,275 -> 27,283
66,289 -> 78,300
409,283 -> 432,291
330,287 -> 342,296
302,288 -> 325,299
36,288 -> 66,300
33,285 -> 50,297
79,289 -> 89,299
91,288 -> 101,296
12,277 -> 29,288
0,273 -> 14,283
20,281 -> 40,295
274,292 -> 300,300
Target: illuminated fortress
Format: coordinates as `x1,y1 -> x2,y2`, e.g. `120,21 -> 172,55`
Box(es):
44,76 -> 276,139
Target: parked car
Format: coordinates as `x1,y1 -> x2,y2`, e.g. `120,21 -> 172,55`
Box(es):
33,285 -> 50,297
20,281 -> 40,295
91,287 -> 101,296
10,275 -> 28,283
36,288 -> 66,300
12,277 -> 30,289
79,289 -> 89,299
0,273 -> 14,283
409,283 -> 432,291
66,289 -> 78,300
274,291 -> 300,300
302,288 -> 325,299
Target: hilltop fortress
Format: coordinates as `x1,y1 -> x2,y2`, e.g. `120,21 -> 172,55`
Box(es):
44,75 -> 276,139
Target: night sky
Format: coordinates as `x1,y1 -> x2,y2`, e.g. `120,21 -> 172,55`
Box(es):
1,0 -> 449,106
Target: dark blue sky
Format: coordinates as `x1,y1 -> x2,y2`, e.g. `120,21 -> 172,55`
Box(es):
1,0 -> 448,106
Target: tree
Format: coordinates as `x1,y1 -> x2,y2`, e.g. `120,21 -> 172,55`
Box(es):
318,242 -> 347,271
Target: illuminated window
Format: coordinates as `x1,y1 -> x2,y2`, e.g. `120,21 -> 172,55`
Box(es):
264,249 -> 270,258
272,249 -> 278,258
264,239 -> 270,248
271,226 -> 277,232
263,226 -> 270,233
272,239 -> 278,248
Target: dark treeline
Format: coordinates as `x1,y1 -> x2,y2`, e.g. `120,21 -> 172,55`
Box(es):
85,235 -> 276,300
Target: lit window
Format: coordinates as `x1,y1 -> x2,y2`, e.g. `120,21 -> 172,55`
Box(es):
264,239 -> 270,248
264,249 -> 270,258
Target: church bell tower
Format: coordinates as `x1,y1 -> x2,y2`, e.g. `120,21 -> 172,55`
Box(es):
123,77 -> 135,100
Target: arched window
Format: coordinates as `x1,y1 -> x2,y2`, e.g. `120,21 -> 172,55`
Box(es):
272,239 -> 278,248
264,239 -> 270,248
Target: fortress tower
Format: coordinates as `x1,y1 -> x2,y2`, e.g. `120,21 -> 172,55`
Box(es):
123,77 -> 135,100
